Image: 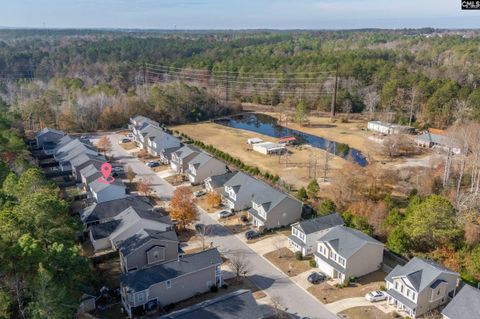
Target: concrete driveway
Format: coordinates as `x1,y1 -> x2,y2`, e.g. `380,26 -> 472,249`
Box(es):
325,297 -> 388,314
290,270 -> 316,290
245,233 -> 289,256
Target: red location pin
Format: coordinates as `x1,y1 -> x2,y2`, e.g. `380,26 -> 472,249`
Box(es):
98,162 -> 114,184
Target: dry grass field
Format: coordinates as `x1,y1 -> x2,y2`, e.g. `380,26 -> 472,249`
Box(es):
171,119 -> 351,189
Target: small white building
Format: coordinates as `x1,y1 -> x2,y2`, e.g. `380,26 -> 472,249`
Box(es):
247,137 -> 263,145
252,142 -> 286,155
367,121 -> 414,135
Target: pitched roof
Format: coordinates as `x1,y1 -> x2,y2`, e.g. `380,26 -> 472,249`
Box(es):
121,249 -> 223,292
81,196 -> 153,223
131,115 -> 159,127
36,127 -> 65,138
251,182 -> 300,213
442,285 -> 480,319
318,226 -> 384,259
173,145 -> 200,160
89,206 -> 171,240
158,289 -> 263,319
386,257 -> 458,292
295,213 -> 344,235
189,153 -> 226,171
205,172 -> 236,189
118,228 -> 178,256
89,175 -> 125,193
70,153 -> 105,169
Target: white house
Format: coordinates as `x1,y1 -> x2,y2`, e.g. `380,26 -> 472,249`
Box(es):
367,121 -> 414,135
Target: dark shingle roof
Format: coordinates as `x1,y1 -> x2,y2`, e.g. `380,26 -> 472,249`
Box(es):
386,257 -> 458,292
205,172 -> 236,189
121,249 -> 223,292
295,213 -> 344,235
158,289 -> 263,319
118,229 -> 178,256
442,285 -> 480,319
81,196 -> 153,223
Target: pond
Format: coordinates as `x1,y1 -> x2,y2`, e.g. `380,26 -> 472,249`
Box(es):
214,113 -> 368,167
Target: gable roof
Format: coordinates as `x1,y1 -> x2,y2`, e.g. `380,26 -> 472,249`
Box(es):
295,213 -> 344,235
36,127 -> 65,138
386,257 -> 458,292
189,152 -> 226,171
251,182 -> 300,213
173,145 -> 200,161
131,115 -> 159,127
89,176 -> 125,193
318,226 -> 384,259
121,248 -> 223,292
81,196 -> 153,223
205,171 -> 236,189
442,285 -> 480,319
158,289 -> 263,319
70,153 -> 105,169
89,206 -> 171,240
118,228 -> 179,257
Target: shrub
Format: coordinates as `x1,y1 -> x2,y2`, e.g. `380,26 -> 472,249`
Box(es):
294,251 -> 303,260
210,285 -> 218,293
221,284 -> 228,289
309,259 -> 317,268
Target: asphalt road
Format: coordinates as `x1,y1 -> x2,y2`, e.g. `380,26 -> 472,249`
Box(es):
107,133 -> 337,319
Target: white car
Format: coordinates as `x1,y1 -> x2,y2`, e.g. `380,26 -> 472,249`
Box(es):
365,290 -> 387,302
193,190 -> 206,197
112,166 -> 124,172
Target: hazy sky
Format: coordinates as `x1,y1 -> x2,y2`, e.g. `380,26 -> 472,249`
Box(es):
0,0 -> 479,29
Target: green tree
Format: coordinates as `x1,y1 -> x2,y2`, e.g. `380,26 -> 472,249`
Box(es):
307,180 -> 320,198
317,199 -> 336,216
404,195 -> 461,251
387,226 -> 410,254
296,187 -> 307,200
294,101 -> 308,124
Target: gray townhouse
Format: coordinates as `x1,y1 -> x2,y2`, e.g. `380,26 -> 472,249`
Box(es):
158,146 -> 182,165
221,172 -> 266,211
158,289 -> 264,319
88,177 -> 127,203
314,225 -> 384,284
385,257 -> 459,318
145,128 -> 181,158
248,184 -> 303,230
118,228 -> 180,273
70,153 -> 106,182
185,152 -> 229,185
89,205 -> 173,252
442,284 -> 480,319
54,139 -> 99,171
137,124 -> 162,150
129,115 -> 160,143
170,145 -> 201,174
204,171 -> 236,193
288,213 -> 344,256
35,127 -> 65,155
81,196 -> 153,227
120,248 -> 223,318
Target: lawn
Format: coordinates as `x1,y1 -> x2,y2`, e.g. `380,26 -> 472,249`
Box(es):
264,247 -> 313,277
220,213 -> 250,234
339,306 -> 398,319
308,270 -> 387,304
195,196 -> 221,213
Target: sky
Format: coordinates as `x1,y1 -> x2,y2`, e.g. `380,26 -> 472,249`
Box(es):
0,0 -> 479,29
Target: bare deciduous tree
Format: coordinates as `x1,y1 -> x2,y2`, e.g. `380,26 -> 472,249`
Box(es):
229,254 -> 249,281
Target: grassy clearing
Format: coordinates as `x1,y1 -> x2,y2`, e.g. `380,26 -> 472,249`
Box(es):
339,306 -> 398,319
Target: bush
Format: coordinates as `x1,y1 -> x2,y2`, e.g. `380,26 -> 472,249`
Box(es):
294,251 -> 303,260
309,259 -> 317,268
210,285 -> 218,293
221,284 -> 228,289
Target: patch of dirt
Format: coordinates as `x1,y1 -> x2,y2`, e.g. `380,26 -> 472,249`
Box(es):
308,270 -> 387,304
119,141 -> 137,151
264,247 -> 312,277
339,307 -> 398,319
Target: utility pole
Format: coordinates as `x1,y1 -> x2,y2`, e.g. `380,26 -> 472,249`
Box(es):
408,88 -> 417,127
225,71 -> 229,104
330,64 -> 338,120
323,142 -> 331,182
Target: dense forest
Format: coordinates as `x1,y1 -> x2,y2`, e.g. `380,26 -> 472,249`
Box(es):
1,29 -> 480,131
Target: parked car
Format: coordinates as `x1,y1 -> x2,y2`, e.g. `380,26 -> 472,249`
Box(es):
217,210 -> 234,219
244,230 -> 261,240
365,290 -> 387,302
307,271 -> 326,284
119,138 -> 131,144
193,190 -> 206,197
127,133 -> 134,138
146,161 -> 160,167
112,166 -> 124,173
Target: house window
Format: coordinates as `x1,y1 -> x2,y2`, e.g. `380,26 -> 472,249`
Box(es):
153,251 -> 160,259
206,280 -> 212,288
166,280 -> 171,289
395,282 -> 398,289
137,294 -> 144,302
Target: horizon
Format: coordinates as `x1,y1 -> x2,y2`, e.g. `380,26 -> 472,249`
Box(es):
1,0 -> 480,30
